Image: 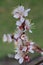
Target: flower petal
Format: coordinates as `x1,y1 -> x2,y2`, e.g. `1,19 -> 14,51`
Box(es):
41,52 -> 43,55
29,29 -> 32,33
25,9 -> 31,13
15,53 -> 20,60
30,42 -> 34,45
14,34 -> 19,39
24,55 -> 30,62
25,19 -> 30,25
22,46 -> 27,52
18,6 -> 24,12
13,14 -> 20,18
7,34 -> 12,43
20,17 -> 25,23
23,12 -> 28,17
29,49 -> 34,53
17,39 -> 22,47
28,46 -> 34,53
3,34 -> 7,42
19,57 -> 24,64
16,21 -> 22,26
23,9 -> 30,17
25,19 -> 30,29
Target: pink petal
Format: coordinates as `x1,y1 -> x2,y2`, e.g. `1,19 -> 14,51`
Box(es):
24,55 -> 30,62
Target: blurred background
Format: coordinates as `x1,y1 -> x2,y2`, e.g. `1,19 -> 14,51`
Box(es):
0,0 -> 43,59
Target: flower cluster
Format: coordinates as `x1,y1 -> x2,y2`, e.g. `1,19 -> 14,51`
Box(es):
3,6 -> 43,64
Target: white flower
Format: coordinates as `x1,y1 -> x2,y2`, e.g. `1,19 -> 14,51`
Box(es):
12,6 -> 31,19
21,34 -> 28,41
25,19 -> 32,33
15,51 -> 24,64
19,57 -> 24,64
16,17 -> 25,26
7,34 -> 12,43
3,34 -> 7,42
20,17 -> 25,23
14,29 -> 22,39
23,9 -> 31,17
15,53 -> 21,60
15,53 -> 24,64
16,20 -> 22,26
28,45 -> 34,53
20,19 -> 32,33
29,49 -> 34,53
22,46 -> 27,52
17,39 -> 22,47
14,32 -> 21,39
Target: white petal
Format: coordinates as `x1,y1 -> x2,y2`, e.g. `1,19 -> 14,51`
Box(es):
41,52 -> 43,55
18,6 -> 24,12
23,11 -> 28,17
29,49 -> 34,53
25,19 -> 30,25
7,34 -> 12,43
17,39 -> 22,47
13,14 -> 20,18
20,17 -> 25,23
25,9 -> 31,13
14,28 -> 22,39
14,33 -> 20,39
25,19 -> 30,29
30,42 -> 34,45
29,29 -> 32,33
14,34 -> 18,39
16,21 -> 22,26
22,46 -> 27,52
23,9 -> 30,17
3,34 -> 7,42
28,45 -> 34,53
15,53 -> 20,60
29,45 -> 33,49
19,57 -> 24,64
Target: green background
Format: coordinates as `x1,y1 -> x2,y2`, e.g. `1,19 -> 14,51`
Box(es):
0,0 -> 43,59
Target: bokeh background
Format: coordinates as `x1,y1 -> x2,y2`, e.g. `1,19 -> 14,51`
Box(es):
0,0 -> 43,59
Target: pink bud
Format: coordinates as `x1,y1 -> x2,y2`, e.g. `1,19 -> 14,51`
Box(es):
24,55 -> 30,62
